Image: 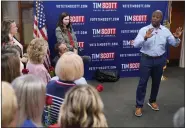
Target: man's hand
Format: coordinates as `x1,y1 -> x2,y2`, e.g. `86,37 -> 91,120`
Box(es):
144,28 -> 154,40
173,27 -> 183,38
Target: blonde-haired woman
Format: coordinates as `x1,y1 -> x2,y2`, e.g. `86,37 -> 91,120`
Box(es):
26,38 -> 51,85
58,85 -> 108,128
44,51 -> 84,125
12,74 -> 46,127
2,81 -> 18,127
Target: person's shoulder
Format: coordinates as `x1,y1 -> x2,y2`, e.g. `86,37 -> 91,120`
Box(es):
47,80 -> 57,87
35,64 -> 47,71
56,26 -> 61,31
20,120 -> 36,128
160,25 -> 170,31
74,77 -> 87,85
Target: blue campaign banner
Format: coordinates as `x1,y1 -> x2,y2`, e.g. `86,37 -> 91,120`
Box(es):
40,1 -> 168,80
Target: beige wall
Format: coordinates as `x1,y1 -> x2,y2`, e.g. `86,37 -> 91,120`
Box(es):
22,8 -> 34,44
23,23 -> 34,44
2,1 -> 33,44
179,19 -> 185,68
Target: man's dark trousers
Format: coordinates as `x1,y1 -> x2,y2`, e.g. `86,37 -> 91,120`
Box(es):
136,53 -> 166,108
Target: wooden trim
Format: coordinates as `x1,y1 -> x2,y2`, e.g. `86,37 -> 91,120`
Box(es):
167,59 -> 180,67
21,3 -> 34,9
1,4 -> 3,21
18,2 -> 34,45
18,1 -> 24,45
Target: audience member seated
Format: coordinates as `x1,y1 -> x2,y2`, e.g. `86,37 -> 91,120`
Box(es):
52,42 -> 91,67
1,52 -> 21,83
57,85 -> 108,128
2,81 -> 18,127
12,74 -> 46,127
52,42 -> 68,67
26,38 -> 51,85
43,51 -> 84,125
173,107 -> 184,127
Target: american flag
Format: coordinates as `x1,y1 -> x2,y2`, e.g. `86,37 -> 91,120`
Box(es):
33,0 -> 51,70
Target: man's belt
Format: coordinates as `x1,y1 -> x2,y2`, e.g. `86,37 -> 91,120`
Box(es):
142,53 -> 163,58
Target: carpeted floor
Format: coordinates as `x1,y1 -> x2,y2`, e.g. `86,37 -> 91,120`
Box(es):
88,67 -> 184,127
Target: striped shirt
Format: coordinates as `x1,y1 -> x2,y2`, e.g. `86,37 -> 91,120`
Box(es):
44,80 -> 76,124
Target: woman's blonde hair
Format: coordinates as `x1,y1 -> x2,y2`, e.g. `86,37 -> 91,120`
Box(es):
58,85 -> 108,128
55,51 -> 84,81
27,38 -> 48,64
11,74 -> 46,127
2,81 -> 18,127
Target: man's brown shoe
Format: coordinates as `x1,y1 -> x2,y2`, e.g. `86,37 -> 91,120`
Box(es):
147,102 -> 159,111
135,108 -> 142,117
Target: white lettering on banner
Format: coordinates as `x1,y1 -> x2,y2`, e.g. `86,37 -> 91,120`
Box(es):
92,28 -> 116,34
93,2 -> 117,11
92,28 -> 116,38
121,29 -> 139,34
92,53 -> 114,59
124,15 -> 147,22
120,53 -> 141,57
91,52 -> 115,61
89,42 -> 119,47
122,63 -> 140,69
89,66 -> 117,71
90,17 -> 119,22
74,31 -> 88,35
122,4 -> 151,8
56,4 -> 88,8
124,15 -> 147,24
122,40 -> 134,48
93,2 -> 117,9
121,63 -> 140,72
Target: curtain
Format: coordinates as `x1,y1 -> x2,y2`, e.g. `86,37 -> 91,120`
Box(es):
179,19 -> 185,68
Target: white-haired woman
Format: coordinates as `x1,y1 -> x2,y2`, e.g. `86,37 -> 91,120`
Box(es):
12,74 -> 46,127
44,51 -> 84,125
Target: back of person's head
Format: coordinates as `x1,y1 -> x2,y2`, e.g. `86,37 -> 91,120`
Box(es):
173,107 -> 184,127
1,52 -> 21,83
54,42 -> 68,56
27,38 -> 48,64
2,81 -> 18,127
58,85 -> 108,128
2,44 -> 21,57
1,32 -> 10,44
11,74 -> 46,127
55,51 -> 84,81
